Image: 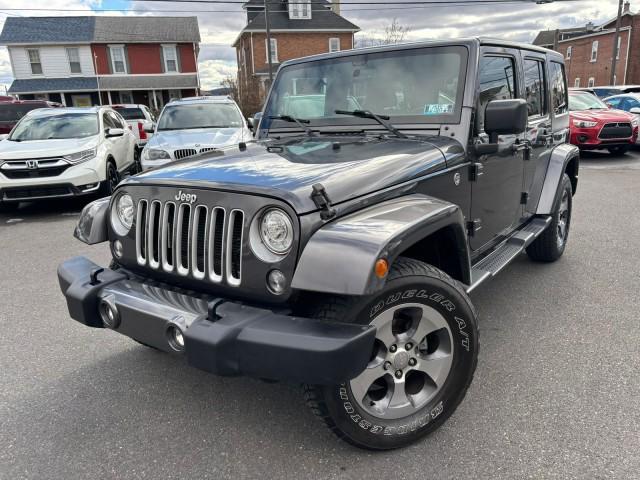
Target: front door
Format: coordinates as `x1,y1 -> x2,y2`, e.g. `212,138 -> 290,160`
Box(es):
469,48 -> 525,251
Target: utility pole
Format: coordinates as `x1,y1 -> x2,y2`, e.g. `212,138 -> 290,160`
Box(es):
610,0 -> 624,85
265,0 -> 274,85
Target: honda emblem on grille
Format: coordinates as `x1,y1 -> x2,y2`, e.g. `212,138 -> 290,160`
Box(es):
175,190 -> 197,204
26,160 -> 38,169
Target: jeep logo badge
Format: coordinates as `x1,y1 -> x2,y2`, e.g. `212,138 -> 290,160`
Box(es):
175,190 -> 197,204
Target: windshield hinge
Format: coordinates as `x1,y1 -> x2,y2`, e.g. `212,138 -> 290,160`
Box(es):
310,183 -> 337,220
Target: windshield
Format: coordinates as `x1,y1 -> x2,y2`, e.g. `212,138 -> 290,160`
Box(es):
157,103 -> 243,131
9,113 -> 99,141
569,93 -> 608,111
112,107 -> 145,120
263,46 -> 468,130
0,103 -> 47,123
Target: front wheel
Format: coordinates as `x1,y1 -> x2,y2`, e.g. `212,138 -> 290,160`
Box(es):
303,258 -> 479,450
100,161 -> 120,196
607,145 -> 630,155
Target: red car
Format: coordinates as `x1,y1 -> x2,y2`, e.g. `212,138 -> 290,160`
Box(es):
568,90 -> 638,154
0,99 -> 61,135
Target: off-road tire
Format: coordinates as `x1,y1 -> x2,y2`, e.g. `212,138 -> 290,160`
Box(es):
526,173 -> 572,263
303,258 -> 479,450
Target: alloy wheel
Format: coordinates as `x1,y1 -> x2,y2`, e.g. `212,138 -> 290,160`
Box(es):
349,303 -> 454,420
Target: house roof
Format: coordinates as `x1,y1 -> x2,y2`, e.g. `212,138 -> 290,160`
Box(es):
7,77 -> 98,94
532,30 -> 556,46
237,0 -> 359,38
0,16 -> 200,45
0,17 -> 95,44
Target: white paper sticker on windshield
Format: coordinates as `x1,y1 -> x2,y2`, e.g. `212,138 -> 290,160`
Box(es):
424,104 -> 454,115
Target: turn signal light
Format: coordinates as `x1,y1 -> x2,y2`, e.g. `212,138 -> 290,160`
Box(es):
375,258 -> 389,279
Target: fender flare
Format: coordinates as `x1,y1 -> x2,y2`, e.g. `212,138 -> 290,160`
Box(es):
291,194 -> 470,296
536,143 -> 579,215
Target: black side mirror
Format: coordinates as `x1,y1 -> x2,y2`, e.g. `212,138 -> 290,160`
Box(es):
476,99 -> 528,155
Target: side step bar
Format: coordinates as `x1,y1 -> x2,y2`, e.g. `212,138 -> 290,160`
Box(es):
466,216 -> 551,293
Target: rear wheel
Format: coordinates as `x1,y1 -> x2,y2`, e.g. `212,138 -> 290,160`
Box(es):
607,145 -> 630,155
303,258 -> 478,450
526,173 -> 572,262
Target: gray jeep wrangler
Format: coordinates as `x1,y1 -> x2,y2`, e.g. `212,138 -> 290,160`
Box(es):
58,38 -> 578,450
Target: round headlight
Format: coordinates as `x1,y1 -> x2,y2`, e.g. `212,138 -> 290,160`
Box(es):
111,193 -> 135,235
260,208 -> 293,254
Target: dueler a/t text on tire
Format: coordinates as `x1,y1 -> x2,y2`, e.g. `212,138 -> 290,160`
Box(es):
304,258 -> 479,450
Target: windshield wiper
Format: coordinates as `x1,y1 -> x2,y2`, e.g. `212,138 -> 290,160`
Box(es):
335,109 -> 407,139
269,115 -> 315,136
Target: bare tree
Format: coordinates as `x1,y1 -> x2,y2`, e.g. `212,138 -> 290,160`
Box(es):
355,18 -> 411,48
223,74 -> 264,117
382,18 -> 411,45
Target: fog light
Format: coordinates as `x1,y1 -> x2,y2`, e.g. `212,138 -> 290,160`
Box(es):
98,295 -> 120,329
267,269 -> 286,295
167,325 -> 185,352
113,240 -> 123,258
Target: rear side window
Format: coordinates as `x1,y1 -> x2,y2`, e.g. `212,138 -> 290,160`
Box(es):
477,55 -> 516,131
112,107 -> 145,120
524,59 -> 547,117
550,62 -> 568,115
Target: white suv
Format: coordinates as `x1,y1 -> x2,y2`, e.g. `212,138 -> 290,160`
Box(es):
140,96 -> 251,171
0,106 -> 135,210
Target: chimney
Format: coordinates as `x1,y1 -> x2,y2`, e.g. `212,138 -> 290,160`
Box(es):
332,0 -> 341,16
586,21 -> 595,32
624,1 -> 631,13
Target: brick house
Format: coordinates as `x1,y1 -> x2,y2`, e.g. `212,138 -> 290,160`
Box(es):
533,2 -> 637,87
233,0 -> 359,101
0,16 -> 201,109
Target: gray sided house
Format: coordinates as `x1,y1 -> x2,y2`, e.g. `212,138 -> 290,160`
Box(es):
0,16 -> 201,109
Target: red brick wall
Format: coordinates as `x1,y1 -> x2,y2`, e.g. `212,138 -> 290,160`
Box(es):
560,29 -> 631,87
127,44 -> 162,74
249,32 -> 354,72
91,45 -> 110,75
178,43 -> 197,73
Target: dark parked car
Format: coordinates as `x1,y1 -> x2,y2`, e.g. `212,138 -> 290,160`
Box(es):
0,99 -> 61,135
58,38 -> 578,450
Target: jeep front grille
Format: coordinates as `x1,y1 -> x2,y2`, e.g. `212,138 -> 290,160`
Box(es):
136,199 -> 244,285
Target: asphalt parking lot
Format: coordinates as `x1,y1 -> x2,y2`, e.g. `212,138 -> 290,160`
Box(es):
1,150 -> 639,480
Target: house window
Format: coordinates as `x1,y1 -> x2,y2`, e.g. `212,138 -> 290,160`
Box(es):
109,45 -> 126,73
27,49 -> 42,75
265,38 -> 278,63
66,48 -> 81,74
289,0 -> 311,19
162,45 -> 178,72
590,40 -> 598,62
616,36 -> 622,60
329,37 -> 340,53
566,46 -> 572,59
574,78 -> 580,88
119,91 -> 133,104
588,77 -> 595,88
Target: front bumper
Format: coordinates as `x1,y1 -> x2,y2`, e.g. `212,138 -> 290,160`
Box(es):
1,165 -> 102,202
570,126 -> 637,149
57,256 -> 375,384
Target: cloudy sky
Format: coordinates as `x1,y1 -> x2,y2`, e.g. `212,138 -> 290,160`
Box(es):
0,0 -> 627,92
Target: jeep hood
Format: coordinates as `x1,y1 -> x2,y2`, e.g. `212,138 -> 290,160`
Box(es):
129,135 -> 454,214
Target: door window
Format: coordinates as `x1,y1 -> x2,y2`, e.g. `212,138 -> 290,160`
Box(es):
103,112 -> 117,130
549,62 -> 567,115
524,59 -> 547,117
477,55 -> 516,132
